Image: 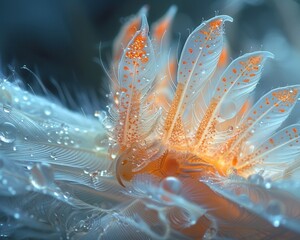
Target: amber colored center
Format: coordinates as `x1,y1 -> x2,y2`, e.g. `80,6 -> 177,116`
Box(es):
115,146 -> 233,186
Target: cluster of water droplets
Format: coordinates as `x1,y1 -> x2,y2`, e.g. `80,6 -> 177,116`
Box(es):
233,173 -> 287,228
44,122 -> 76,147
66,214 -> 97,239
82,167 -> 112,186
0,80 -> 56,119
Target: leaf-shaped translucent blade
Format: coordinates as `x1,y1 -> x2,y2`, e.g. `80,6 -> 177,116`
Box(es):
151,5 -> 177,50
215,51 -> 274,118
164,15 -> 232,143
193,51 -> 273,150
113,6 -> 148,62
116,15 -> 157,149
233,85 -> 300,152
118,15 -> 156,95
177,15 -> 232,107
243,124 -> 300,178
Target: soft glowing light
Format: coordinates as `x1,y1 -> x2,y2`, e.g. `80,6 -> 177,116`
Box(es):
0,5 -> 300,240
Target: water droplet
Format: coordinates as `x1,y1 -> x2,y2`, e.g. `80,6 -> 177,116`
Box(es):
0,122 -> 17,143
227,126 -> 234,132
30,163 -> 54,189
266,200 -> 285,217
44,106 -> 52,116
99,170 -> 111,177
63,192 -> 71,199
14,212 -> 20,219
203,226 -> 217,240
61,123 -> 69,131
272,219 -> 281,227
83,168 -> 90,174
50,152 -> 57,160
94,134 -> 105,147
8,186 -> 16,195
264,178 -> 272,189
266,200 -> 285,228
160,177 -> 182,195
246,144 -> 255,154
110,144 -> 120,159
219,101 -> 236,120
94,111 -> 101,118
247,173 -> 264,185
3,104 -> 11,113
247,118 -> 254,125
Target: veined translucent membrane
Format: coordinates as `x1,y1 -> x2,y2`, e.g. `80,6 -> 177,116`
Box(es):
1,6 -> 300,240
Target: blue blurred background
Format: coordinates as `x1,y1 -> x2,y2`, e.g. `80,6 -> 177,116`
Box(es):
0,0 -> 300,111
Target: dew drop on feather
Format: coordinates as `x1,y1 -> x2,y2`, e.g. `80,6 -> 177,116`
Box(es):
44,106 -> 52,116
203,225 -> 218,240
266,200 -> 285,217
266,200 -> 285,228
0,122 -> 17,144
247,173 -> 264,185
14,212 -> 20,219
219,100 -> 236,120
159,176 -> 182,195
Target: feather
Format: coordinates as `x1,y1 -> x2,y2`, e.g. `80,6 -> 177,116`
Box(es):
188,40 -> 231,129
112,6 -> 148,64
0,80 -> 103,130
111,16 -> 162,186
114,15 -> 157,150
206,177 -> 300,238
163,15 -> 233,145
0,108 -> 109,170
193,51 -> 273,153
241,124 -> 300,179
0,156 -> 30,196
2,8 -> 300,240
224,85 -> 300,169
150,6 -> 177,111
151,5 -> 177,53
